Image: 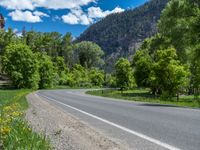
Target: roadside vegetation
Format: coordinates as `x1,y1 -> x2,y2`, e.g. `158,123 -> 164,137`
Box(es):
87,89 -> 200,108
0,89 -> 51,149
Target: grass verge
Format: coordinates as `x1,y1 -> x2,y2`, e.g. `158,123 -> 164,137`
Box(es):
0,89 -> 51,150
86,89 -> 200,108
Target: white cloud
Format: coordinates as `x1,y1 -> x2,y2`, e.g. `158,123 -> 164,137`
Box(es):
33,0 -> 96,10
112,7 -> 125,13
62,13 -> 79,24
8,10 -> 43,23
62,6 -> 124,25
88,6 -> 125,18
62,8 -> 93,25
0,0 -> 35,10
0,0 -> 96,10
33,11 -> 49,17
88,7 -> 107,18
79,14 -> 93,25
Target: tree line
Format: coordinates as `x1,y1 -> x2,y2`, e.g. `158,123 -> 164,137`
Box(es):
0,29 -> 106,89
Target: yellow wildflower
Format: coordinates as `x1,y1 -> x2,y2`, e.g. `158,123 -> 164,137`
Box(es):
0,127 -> 11,135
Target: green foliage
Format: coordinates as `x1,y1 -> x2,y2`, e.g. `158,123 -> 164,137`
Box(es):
0,28 -> 16,55
2,43 -> 39,89
158,0 -> 200,62
37,53 -> 55,89
89,68 -> 105,87
156,0 -> 200,98
115,58 -> 136,90
54,56 -> 69,85
61,33 -> 74,66
140,34 -> 171,55
66,64 -> 90,87
149,48 -> 190,98
105,74 -> 116,88
74,41 -> 104,68
190,44 -> 200,97
23,31 -> 62,57
133,50 -> 153,87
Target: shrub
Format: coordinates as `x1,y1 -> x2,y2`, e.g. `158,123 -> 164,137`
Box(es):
2,43 -> 39,89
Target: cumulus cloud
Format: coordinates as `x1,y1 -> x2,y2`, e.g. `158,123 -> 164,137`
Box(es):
62,8 -> 93,25
8,10 -> 48,23
62,13 -> 79,25
88,6 -> 125,18
0,0 -> 96,10
0,0 -> 35,10
33,11 -> 49,17
62,6 -> 124,25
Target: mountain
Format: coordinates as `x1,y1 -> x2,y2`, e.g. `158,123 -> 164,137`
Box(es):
77,0 -> 168,65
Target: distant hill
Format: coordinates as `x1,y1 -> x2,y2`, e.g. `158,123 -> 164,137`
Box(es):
77,0 -> 168,69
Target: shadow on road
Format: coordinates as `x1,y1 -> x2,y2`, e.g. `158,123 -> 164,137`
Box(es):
138,103 -> 179,108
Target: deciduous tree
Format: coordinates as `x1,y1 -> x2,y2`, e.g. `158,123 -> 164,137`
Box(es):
74,41 -> 104,68
115,58 -> 136,91
149,48 -> 190,99
2,43 -> 39,89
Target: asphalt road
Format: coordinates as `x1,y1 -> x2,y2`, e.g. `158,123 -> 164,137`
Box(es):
37,90 -> 200,150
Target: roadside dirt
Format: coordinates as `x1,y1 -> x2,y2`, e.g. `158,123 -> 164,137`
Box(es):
25,93 -> 128,150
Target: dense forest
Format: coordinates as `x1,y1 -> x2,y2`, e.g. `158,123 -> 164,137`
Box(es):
0,0 -> 200,100
77,0 -> 168,70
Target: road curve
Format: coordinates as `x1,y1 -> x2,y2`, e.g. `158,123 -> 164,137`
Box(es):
37,89 -> 200,150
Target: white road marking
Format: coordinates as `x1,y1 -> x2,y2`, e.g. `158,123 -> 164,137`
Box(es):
37,93 -> 181,150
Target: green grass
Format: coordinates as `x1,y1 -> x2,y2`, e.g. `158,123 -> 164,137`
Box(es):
0,89 -> 51,150
0,90 -> 29,109
86,89 -> 200,108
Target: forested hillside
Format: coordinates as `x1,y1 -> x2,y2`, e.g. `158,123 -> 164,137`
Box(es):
77,0 -> 168,58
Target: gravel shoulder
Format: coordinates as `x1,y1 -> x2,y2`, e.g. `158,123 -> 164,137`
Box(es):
25,92 -> 128,150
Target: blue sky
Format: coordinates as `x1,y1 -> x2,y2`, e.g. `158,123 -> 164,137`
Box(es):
0,0 -> 148,37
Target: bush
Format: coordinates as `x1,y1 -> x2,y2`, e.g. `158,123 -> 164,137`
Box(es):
115,58 -> 136,90
65,64 -> 90,87
149,48 -> 190,98
2,43 -> 40,89
105,74 -> 116,88
89,68 -> 105,87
